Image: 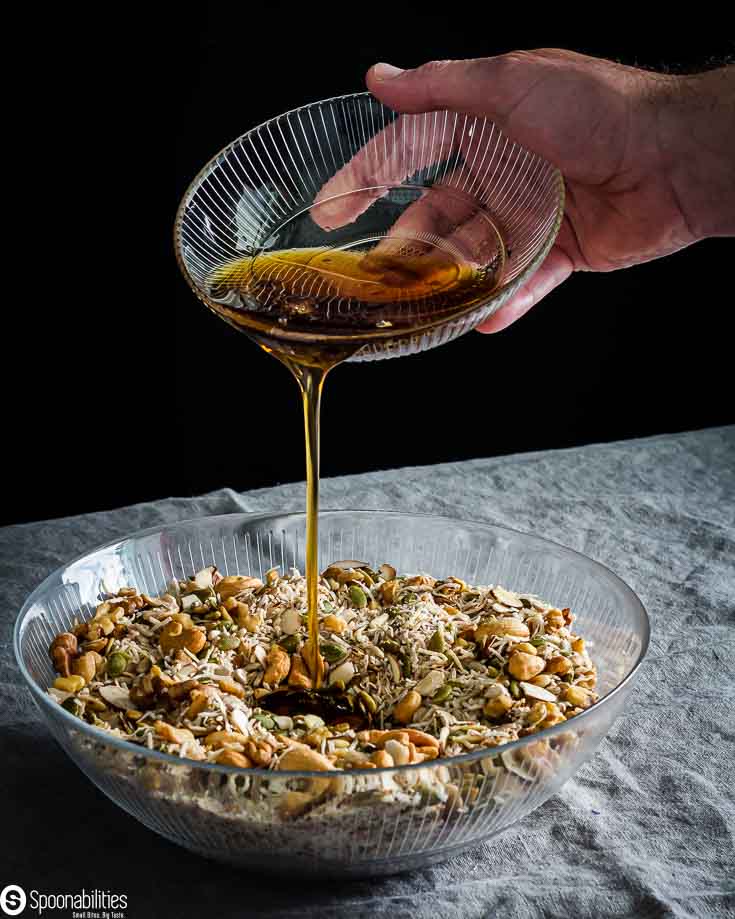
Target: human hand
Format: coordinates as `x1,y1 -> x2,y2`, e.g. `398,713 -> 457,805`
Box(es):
314,51 -> 734,332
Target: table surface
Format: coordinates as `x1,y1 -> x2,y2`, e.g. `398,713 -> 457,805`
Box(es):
2,427 -> 733,919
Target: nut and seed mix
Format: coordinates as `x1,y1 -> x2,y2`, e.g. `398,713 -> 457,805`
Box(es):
47,562 -> 597,773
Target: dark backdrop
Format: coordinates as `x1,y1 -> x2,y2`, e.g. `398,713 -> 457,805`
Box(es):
5,8 -> 733,526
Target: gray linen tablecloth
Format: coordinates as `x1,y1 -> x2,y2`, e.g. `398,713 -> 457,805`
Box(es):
2,427 -> 733,919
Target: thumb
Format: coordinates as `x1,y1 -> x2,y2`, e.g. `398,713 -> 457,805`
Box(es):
367,57 -> 526,116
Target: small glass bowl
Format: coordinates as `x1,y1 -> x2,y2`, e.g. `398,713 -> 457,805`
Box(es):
175,93 -> 564,361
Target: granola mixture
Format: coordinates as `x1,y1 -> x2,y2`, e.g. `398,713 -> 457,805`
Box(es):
47,562 -> 598,773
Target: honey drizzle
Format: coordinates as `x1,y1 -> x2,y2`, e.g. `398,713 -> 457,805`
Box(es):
208,241 -> 505,691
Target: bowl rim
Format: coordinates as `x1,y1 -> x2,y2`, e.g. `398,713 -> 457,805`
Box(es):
172,90 -> 565,346
14,509 -> 649,779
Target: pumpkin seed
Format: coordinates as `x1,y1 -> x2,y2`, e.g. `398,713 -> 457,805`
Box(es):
419,785 -> 445,805
349,585 -> 368,608
107,652 -> 128,677
321,641 -> 347,663
302,714 -> 324,730
358,690 -> 377,714
509,680 -> 521,699
386,653 -> 401,683
428,626 -> 445,652
252,711 -> 275,730
218,636 -> 240,651
278,634 -> 300,653
432,684 -> 453,704
62,697 -> 83,716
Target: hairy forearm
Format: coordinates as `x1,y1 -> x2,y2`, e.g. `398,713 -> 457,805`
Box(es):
655,66 -> 735,239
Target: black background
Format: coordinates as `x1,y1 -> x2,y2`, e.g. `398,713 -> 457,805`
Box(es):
5,7 -> 733,526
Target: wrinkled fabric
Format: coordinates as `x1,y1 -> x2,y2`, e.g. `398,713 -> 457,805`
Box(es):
2,427 -> 733,919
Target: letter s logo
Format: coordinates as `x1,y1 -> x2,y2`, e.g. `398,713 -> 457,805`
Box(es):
0,885 -> 26,916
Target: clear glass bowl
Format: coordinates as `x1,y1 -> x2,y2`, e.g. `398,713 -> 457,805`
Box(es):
14,511 -> 648,877
174,93 -> 564,360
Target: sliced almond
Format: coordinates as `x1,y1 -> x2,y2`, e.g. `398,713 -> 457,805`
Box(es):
98,685 -> 133,710
280,607 -> 302,635
216,575 -> 263,600
491,586 -> 523,608
328,659 -> 355,687
323,560 -> 369,572
414,670 -> 445,697
519,681 -> 557,702
191,567 -> 215,590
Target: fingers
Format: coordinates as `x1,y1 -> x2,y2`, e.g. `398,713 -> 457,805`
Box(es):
312,109 -> 507,247
367,53 -> 633,185
310,111 -> 464,230
475,244 -> 573,333
362,169 -> 504,277
367,55 -> 559,136
311,52 -> 576,232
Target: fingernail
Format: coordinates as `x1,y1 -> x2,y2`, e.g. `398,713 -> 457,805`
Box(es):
372,63 -> 404,81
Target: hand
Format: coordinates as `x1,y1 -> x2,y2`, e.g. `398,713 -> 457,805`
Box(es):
314,51 -> 734,332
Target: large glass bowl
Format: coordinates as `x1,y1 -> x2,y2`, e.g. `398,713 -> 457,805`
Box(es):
14,511 -> 648,877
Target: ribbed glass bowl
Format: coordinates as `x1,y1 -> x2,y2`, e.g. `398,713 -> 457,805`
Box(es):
174,93 -> 564,360
14,511 -> 648,877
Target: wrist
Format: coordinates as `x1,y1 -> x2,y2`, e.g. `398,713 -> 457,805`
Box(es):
654,67 -> 735,240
